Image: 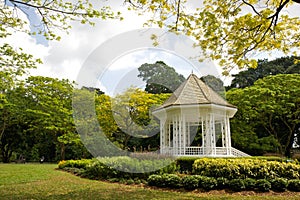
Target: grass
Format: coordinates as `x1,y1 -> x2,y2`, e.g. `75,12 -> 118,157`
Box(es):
0,164 -> 300,200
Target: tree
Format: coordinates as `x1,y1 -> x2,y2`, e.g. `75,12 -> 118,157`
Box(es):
138,61 -> 185,94
1,0 -> 120,39
1,0 -> 121,90
95,87 -> 170,150
227,74 -> 300,157
23,76 -> 77,160
0,47 -> 38,162
0,88 -> 28,163
127,0 -> 300,72
228,56 -> 300,89
200,75 -> 225,97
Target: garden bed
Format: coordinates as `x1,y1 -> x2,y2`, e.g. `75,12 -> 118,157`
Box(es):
58,157 -> 300,193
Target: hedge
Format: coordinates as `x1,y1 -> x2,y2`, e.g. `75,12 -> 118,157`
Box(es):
193,158 -> 300,179
146,174 -> 300,192
58,156 -> 178,180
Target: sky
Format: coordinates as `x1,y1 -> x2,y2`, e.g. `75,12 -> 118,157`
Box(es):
3,0 -> 299,96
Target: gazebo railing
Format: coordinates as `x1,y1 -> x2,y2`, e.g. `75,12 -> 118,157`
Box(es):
160,147 -> 250,157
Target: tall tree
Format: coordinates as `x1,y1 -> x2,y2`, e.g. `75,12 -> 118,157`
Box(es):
138,61 -> 185,94
227,74 -> 300,157
0,47 -> 38,163
228,56 -> 300,89
95,88 -> 170,150
200,75 -> 225,97
127,0 -> 300,72
0,87 -> 28,163
23,76 -> 77,161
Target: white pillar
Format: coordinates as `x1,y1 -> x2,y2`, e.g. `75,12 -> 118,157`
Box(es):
182,114 -> 186,154
210,113 -> 216,155
160,120 -> 164,154
225,115 -> 232,155
178,114 -> 182,155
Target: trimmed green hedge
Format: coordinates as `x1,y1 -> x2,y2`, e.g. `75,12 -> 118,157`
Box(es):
176,157 -> 200,173
58,156 -> 178,180
58,157 -> 300,192
193,158 -> 300,179
146,174 -> 300,192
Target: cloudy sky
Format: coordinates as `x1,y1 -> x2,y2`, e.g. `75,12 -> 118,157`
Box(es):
4,1 -> 299,95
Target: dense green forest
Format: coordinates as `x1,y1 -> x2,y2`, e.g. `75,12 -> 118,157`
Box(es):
1,57 -> 299,162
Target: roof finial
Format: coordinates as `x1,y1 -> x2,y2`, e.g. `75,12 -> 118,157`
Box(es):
191,70 -> 193,74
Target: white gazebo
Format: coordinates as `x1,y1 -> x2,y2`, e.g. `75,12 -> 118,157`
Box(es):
153,74 -> 249,157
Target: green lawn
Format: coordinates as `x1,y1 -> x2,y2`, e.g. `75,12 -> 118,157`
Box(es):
0,163 -> 300,200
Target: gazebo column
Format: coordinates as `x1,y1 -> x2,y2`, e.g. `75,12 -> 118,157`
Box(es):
182,114 -> 186,154
160,120 -> 164,154
178,114 -> 182,155
225,115 -> 232,155
210,113 -> 216,155
201,117 -> 205,155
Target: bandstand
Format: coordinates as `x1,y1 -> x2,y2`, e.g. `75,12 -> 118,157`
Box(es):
152,74 -> 249,157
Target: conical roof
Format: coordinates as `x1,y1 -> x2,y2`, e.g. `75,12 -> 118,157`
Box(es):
158,73 -> 236,109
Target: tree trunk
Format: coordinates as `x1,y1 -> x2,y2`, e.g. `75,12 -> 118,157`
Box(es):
1,144 -> 11,163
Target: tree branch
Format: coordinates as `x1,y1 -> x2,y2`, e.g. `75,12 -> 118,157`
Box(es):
9,0 -> 88,16
175,0 -> 181,30
242,0 -> 261,16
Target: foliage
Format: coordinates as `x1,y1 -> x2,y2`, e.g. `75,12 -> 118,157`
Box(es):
182,175 -> 201,190
270,178 -> 288,192
216,177 -> 229,190
59,157 -> 178,180
0,75 -> 90,162
200,75 -> 225,97
255,179 -> 271,192
1,0 -> 120,40
192,158 -> 300,180
244,178 -> 256,190
95,87 -> 170,150
198,176 -> 218,191
176,157 -> 200,174
228,56 -> 300,90
137,61 -> 185,94
288,179 -> 300,192
127,0 -> 300,72
227,74 -> 300,156
228,179 -> 246,192
58,159 -> 92,169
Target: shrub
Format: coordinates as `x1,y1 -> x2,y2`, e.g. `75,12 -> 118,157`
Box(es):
198,176 -> 218,191
270,178 -> 288,192
176,157 -> 199,174
256,179 -> 271,192
192,158 -> 300,180
216,177 -> 228,190
182,175 -> 200,190
77,156 -> 178,180
147,174 -> 164,187
228,179 -> 246,192
126,179 -> 135,185
244,178 -> 256,190
288,179 -> 300,192
58,159 -> 92,169
82,160 -> 117,180
162,174 -> 182,188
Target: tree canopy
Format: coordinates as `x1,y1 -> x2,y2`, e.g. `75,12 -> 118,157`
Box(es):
95,87 -> 170,150
127,0 -> 300,73
227,74 -> 300,157
228,56 -> 300,89
138,61 -> 185,94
